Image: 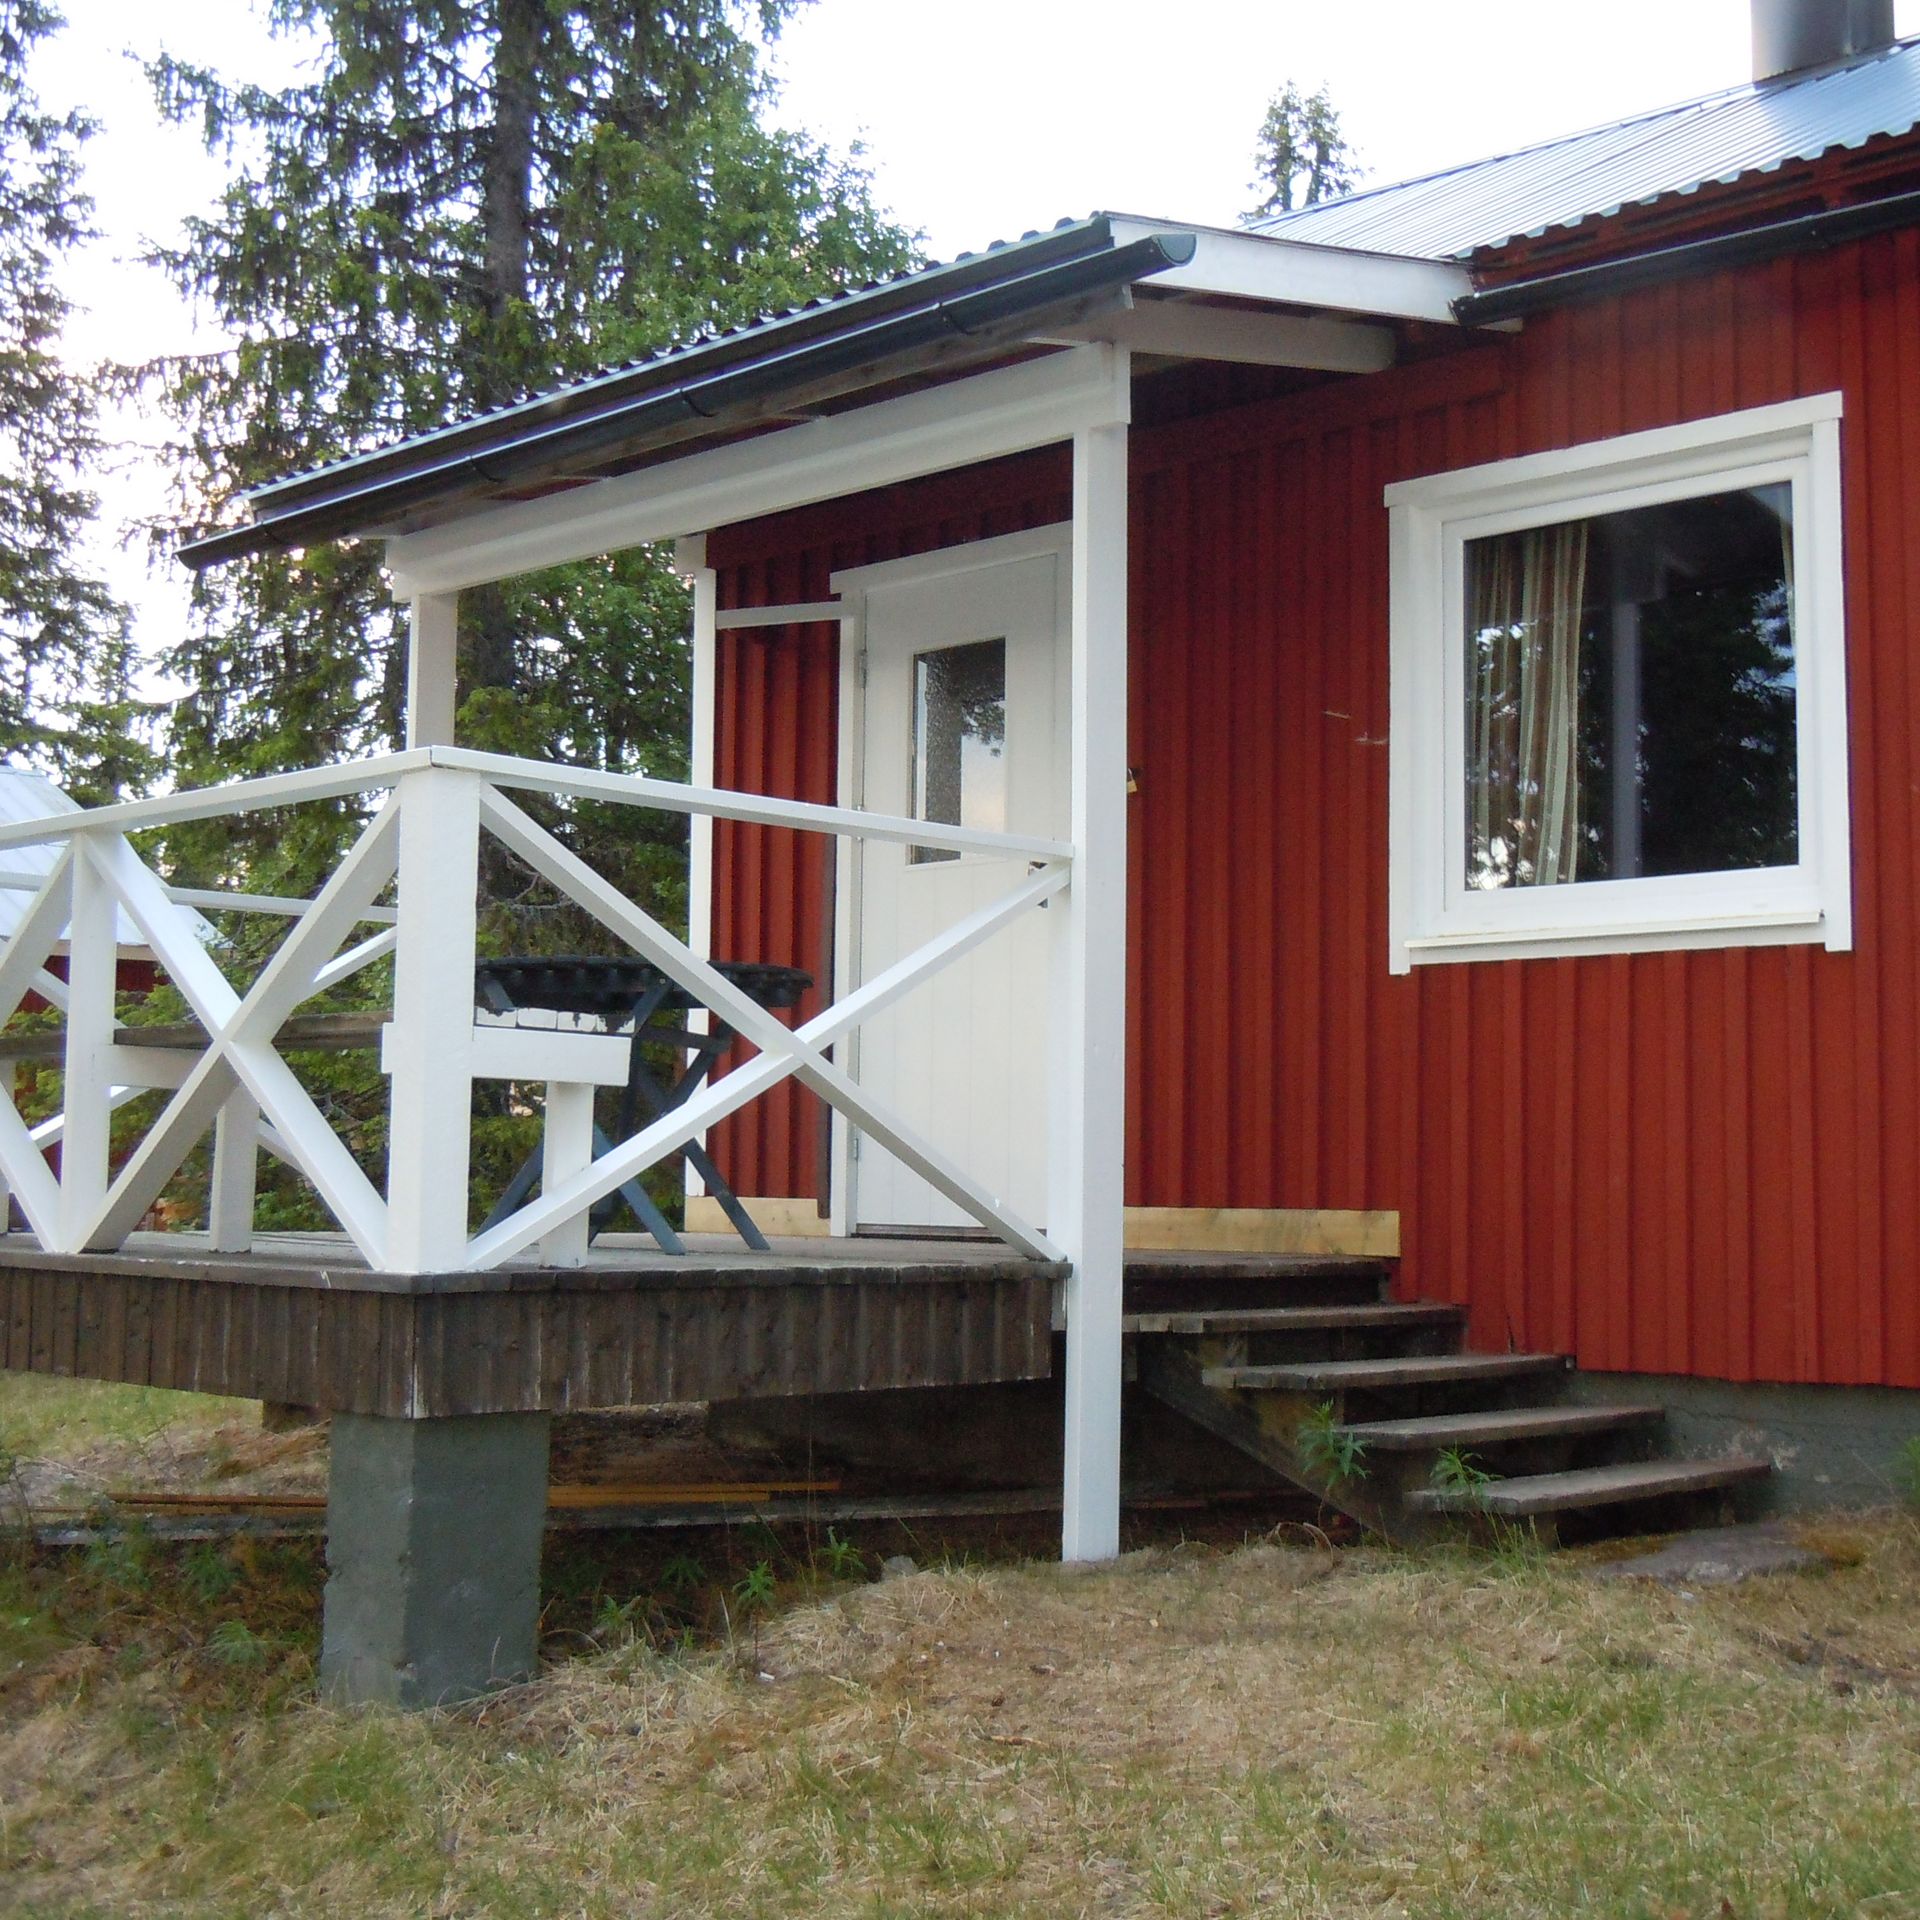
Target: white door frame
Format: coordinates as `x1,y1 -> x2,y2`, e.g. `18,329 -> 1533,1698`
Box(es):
827,521 -> 1073,1236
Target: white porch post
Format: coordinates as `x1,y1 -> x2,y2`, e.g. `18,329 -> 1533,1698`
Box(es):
1055,404 -> 1131,1563
404,592 -> 460,749
384,766 -> 480,1271
678,536 -> 716,1206
58,839 -> 118,1254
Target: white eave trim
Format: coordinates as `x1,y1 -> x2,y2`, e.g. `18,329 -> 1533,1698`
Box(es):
1104,213 -> 1477,328
386,343 -> 1130,595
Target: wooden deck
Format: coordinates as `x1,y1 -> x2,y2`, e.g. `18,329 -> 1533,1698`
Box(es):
0,1231 -> 1063,1419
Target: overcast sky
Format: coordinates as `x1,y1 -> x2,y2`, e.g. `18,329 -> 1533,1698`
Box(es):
29,0 -> 1920,671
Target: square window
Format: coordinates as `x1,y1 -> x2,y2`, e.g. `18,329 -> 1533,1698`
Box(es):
1386,395 -> 1851,970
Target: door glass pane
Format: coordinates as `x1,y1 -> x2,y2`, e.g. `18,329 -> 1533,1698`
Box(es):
910,638 -> 1007,864
1463,481 -> 1796,889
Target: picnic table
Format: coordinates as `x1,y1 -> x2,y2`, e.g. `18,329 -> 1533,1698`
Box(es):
473,953 -> 812,1255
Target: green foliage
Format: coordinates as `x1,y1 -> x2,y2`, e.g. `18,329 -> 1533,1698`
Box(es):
591,1591 -> 648,1644
1484,1514 -> 1549,1573
1427,1446 -> 1542,1566
143,0 -> 917,811
1294,1400 -> 1368,1486
1247,80 -> 1360,219
1431,1445 -> 1497,1508
818,1527 -> 864,1580
659,1551 -> 707,1598
180,1541 -> 244,1605
0,0 -> 153,797
82,1522 -> 155,1593
206,1617 -> 270,1668
732,1558 -> 776,1612
133,0 -> 921,1227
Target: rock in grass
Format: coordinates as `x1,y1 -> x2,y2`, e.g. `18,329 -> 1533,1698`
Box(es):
1586,1522 -> 1826,1586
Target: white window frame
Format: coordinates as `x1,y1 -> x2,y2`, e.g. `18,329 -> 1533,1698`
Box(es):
1385,392 -> 1851,973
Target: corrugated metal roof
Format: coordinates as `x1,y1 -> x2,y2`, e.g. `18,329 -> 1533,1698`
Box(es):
1256,35 -> 1920,260
189,216 -> 1192,565
246,220 -> 1095,511
0,768 -> 215,949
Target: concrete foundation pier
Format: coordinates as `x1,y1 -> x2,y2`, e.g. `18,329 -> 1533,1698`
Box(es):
320,1410 -> 551,1708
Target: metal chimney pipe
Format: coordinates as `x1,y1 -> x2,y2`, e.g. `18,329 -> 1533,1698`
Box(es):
1752,0 -> 1897,81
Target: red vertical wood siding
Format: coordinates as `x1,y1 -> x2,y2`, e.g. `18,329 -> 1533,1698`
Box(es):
708,232 -> 1920,1389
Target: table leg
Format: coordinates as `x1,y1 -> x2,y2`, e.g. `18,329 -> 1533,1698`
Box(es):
588,1124 -> 685,1254
623,1032 -> 770,1252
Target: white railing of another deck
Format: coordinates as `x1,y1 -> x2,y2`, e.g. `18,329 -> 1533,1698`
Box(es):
0,746 -> 1071,1273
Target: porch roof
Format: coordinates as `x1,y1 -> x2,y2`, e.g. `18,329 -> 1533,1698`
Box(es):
178,208 -> 1483,575
177,216 -> 1195,572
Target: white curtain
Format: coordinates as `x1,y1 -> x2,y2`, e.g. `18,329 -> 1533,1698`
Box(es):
1466,522 -> 1589,887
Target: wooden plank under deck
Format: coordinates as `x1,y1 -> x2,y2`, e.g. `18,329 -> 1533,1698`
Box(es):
0,1231 -> 1063,1420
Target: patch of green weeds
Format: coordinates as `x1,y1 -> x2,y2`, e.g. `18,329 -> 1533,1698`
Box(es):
179,1540 -> 243,1604
659,1552 -> 707,1598
1295,1400 -> 1369,1485
82,1520 -> 155,1594
733,1559 -> 776,1613
1485,1515 -> 1549,1573
1431,1445 -> 1497,1506
817,1527 -> 864,1580
0,1371 -> 248,1457
206,1618 -> 269,1669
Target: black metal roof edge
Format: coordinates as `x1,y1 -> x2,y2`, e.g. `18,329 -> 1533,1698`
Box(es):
181,216 -> 1197,569
252,216 -> 1118,512
1453,178 -> 1920,323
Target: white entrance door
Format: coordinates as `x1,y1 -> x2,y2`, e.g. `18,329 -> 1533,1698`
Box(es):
847,540 -> 1066,1232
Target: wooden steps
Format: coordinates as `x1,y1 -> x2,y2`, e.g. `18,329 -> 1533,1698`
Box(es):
1124,1254 -> 1390,1315
1406,1456 -> 1772,1518
1123,1303 -> 1463,1337
1336,1404 -> 1666,1450
1202,1352 -> 1567,1393
1126,1254 -> 1771,1547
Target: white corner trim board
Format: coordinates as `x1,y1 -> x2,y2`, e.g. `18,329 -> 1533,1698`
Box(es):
1386,392 -> 1852,972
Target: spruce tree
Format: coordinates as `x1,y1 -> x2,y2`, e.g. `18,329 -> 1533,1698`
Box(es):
136,0 -> 917,1226
0,0 -> 146,802
144,0 -> 916,904
1248,81 -> 1360,219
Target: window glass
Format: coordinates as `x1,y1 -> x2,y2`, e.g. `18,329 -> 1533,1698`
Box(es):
910,637 -> 1006,864
1463,483 -> 1795,889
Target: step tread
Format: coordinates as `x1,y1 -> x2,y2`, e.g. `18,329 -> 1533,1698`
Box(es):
1336,1404 -> 1667,1451
1405,1455 -> 1772,1516
1122,1253 -> 1391,1279
1202,1352 -> 1567,1392
1124,1303 -> 1463,1336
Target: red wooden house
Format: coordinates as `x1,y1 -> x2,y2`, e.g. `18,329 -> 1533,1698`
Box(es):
5,0 -> 1918,1701
692,0 -> 1920,1510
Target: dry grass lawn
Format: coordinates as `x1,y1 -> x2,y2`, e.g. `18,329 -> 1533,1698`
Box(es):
3,1376 -> 1919,1918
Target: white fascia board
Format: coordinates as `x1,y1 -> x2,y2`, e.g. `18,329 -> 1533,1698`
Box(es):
386,343 -> 1130,595
1056,296 -> 1395,373
1105,214 -> 1474,327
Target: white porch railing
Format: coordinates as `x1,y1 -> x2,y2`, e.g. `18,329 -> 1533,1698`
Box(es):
0,746 -> 1072,1274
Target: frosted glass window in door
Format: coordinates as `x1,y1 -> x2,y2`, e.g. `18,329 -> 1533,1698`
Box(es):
909,638 -> 1006,863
